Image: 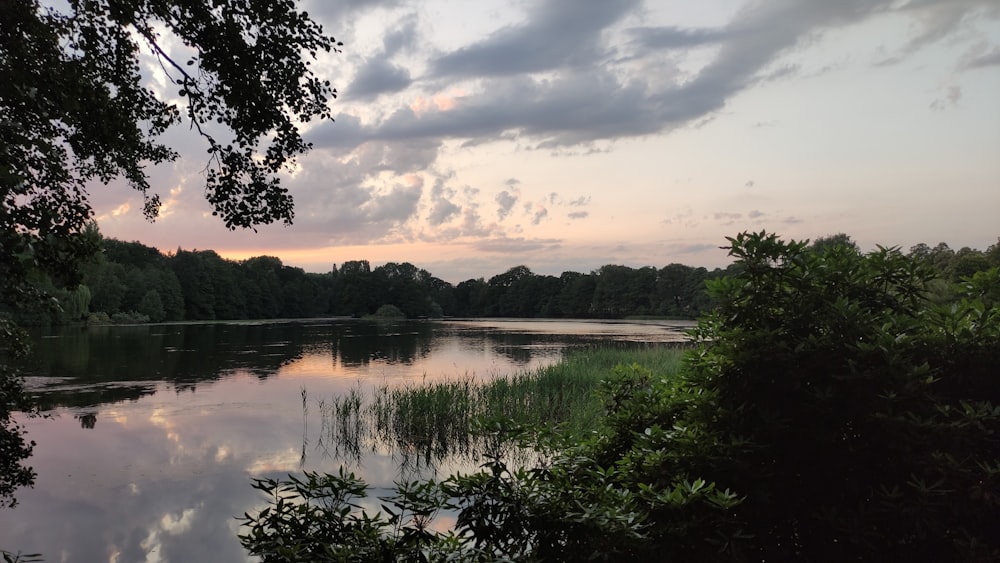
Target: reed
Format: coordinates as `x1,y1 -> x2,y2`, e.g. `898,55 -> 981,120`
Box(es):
315,346 -> 687,468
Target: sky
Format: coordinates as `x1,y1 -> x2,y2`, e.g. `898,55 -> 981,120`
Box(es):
91,0 -> 1000,283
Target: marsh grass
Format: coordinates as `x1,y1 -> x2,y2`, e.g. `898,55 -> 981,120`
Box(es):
314,346 -> 686,470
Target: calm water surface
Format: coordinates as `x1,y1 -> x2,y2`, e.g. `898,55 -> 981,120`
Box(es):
1,318 -> 692,562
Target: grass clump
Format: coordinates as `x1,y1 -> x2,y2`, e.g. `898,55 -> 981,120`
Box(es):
315,346 -> 686,468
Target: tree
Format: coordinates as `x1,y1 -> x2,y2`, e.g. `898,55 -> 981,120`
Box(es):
333,260 -> 375,317
558,271 -> 596,318
453,278 -> 487,317
591,265 -> 656,317
1,0 -> 340,505
809,232 -> 859,253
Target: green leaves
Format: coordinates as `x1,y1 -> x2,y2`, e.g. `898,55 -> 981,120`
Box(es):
3,0 -> 340,251
673,231 -> 1000,560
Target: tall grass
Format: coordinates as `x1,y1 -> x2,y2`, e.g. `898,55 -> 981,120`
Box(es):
313,346 -> 687,470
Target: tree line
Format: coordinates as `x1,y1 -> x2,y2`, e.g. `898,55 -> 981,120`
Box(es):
7,231 -> 997,327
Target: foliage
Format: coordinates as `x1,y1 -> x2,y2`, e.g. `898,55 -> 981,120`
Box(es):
0,320 -> 39,509
592,231 -> 999,561
241,232 -> 998,562
370,304 -> 406,319
239,469 -> 473,562
809,232 -> 859,253
2,0 -> 340,237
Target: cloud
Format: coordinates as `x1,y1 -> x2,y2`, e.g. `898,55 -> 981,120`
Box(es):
363,181 -> 422,223
626,25 -> 730,50
349,58 -> 412,99
330,12 -> 421,103
963,44 -> 1000,69
664,242 -> 721,257
568,211 -> 589,220
495,190 -> 518,220
930,84 -> 963,110
302,0 -> 403,26
313,0 -> 1000,154
662,207 -> 697,228
714,212 -> 744,226
888,0 -> 1000,60
472,236 -> 562,254
427,177 -> 461,226
429,0 -> 640,78
427,198 -> 461,225
531,206 -> 548,225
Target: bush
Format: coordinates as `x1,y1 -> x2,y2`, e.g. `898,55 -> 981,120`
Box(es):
371,304 -> 406,319
593,232 -> 999,561
110,311 -> 150,324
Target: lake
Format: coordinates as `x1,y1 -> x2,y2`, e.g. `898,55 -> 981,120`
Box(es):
1,318 -> 693,562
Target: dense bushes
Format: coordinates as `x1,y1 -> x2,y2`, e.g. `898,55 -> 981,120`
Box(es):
592,232 -> 1000,560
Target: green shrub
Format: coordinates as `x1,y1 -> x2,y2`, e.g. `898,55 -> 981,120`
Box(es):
371,304 -> 406,319
110,311 -> 150,324
592,232 -> 999,561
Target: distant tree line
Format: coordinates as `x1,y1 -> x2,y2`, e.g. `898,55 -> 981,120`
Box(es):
7,231 -> 999,326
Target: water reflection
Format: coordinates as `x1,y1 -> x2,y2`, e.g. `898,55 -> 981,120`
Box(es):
3,318 -> 693,562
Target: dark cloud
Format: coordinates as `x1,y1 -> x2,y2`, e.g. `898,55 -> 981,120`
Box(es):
363,182 -> 422,222
347,15 -> 419,100
495,190 -> 518,220
568,211 -> 589,219
349,59 -> 412,99
382,13 -> 419,56
531,207 -> 549,225
626,25 -> 729,50
430,0 -> 640,78
964,45 -> 1000,69
427,177 -> 460,226
312,68 -> 670,148
428,198 -> 461,225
